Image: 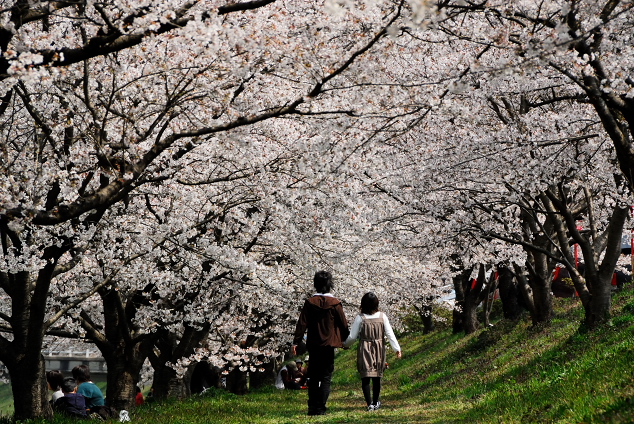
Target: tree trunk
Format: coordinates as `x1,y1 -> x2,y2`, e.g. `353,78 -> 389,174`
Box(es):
225,367 -> 248,395
463,265 -> 487,334
420,304 -> 435,334
150,362 -> 193,400
147,324 -> 211,400
462,300 -> 479,334
6,354 -> 52,420
523,238 -> 555,325
545,197 -> 628,328
191,361 -> 222,393
452,289 -> 465,333
248,360 -> 276,389
482,272 -> 498,326
583,205 -> 627,327
513,264 -> 536,317
80,288 -> 155,411
531,277 -> 554,324
0,259 -> 62,420
588,274 -> 612,326
451,267 -> 470,334
518,197 -> 558,325
414,297 -> 435,334
102,347 -> 148,410
498,266 -> 522,320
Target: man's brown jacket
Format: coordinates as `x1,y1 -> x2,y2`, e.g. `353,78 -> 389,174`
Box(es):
293,294 -> 349,348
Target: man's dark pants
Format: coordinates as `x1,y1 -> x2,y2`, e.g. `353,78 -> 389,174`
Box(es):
307,346 -> 335,415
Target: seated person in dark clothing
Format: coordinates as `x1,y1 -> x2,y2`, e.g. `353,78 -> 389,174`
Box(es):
53,377 -> 88,419
281,361 -> 303,390
295,359 -> 308,386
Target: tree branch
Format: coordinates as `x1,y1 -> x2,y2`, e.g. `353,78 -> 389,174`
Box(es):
218,0 -> 276,15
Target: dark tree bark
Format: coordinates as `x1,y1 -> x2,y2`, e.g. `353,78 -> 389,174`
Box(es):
544,188 -> 628,327
414,296 -> 436,334
482,271 -> 499,326
514,265 -> 536,317
148,324 -> 211,400
191,362 -> 222,393
225,367 -> 248,395
248,360 -> 276,389
0,223 -> 69,420
5,353 -> 52,420
498,265 -> 522,320
451,262 -> 484,335
529,271 -> 554,324
452,267 -> 469,334
462,264 -> 487,334
151,363 -> 192,400
79,287 -> 157,410
516,195 -> 562,325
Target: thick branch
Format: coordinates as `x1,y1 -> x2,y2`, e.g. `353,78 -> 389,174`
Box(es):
218,0 -> 276,15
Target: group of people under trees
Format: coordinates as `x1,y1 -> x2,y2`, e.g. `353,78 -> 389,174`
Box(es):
45,364 -> 135,420
289,270 -> 402,416
45,270 -> 397,419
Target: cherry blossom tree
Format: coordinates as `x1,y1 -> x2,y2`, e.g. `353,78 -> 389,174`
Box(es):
430,0 -> 634,326
338,0 -> 634,330
3,0 -> 632,418
0,0 -> 416,418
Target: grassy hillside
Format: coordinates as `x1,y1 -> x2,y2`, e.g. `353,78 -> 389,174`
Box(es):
0,384 -> 12,418
3,287 -> 633,423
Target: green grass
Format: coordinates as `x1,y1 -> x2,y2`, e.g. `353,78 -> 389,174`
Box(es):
3,287 -> 633,423
0,384 -> 13,418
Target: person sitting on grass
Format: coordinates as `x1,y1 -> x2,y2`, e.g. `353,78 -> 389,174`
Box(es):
53,377 -> 87,419
46,370 -> 65,404
72,364 -> 105,411
276,361 -> 303,390
135,386 -> 144,406
286,361 -> 306,390
294,359 -> 308,387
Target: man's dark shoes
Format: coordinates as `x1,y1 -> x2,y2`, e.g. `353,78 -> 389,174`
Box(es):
308,409 -> 326,416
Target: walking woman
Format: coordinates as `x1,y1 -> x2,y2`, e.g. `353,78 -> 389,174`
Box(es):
343,292 -> 401,411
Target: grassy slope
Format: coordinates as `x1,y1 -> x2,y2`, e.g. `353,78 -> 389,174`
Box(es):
0,384 -> 12,418
4,287 -> 633,423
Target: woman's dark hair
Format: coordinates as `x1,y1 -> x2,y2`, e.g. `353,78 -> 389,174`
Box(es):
61,377 -> 77,394
313,270 -> 333,293
360,292 -> 379,315
72,364 -> 91,383
46,370 -> 64,391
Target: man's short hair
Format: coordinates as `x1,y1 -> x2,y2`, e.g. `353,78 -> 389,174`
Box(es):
313,270 -> 333,293
61,377 -> 77,394
72,364 -> 91,383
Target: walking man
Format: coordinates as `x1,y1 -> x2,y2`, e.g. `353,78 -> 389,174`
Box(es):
292,270 -> 349,416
